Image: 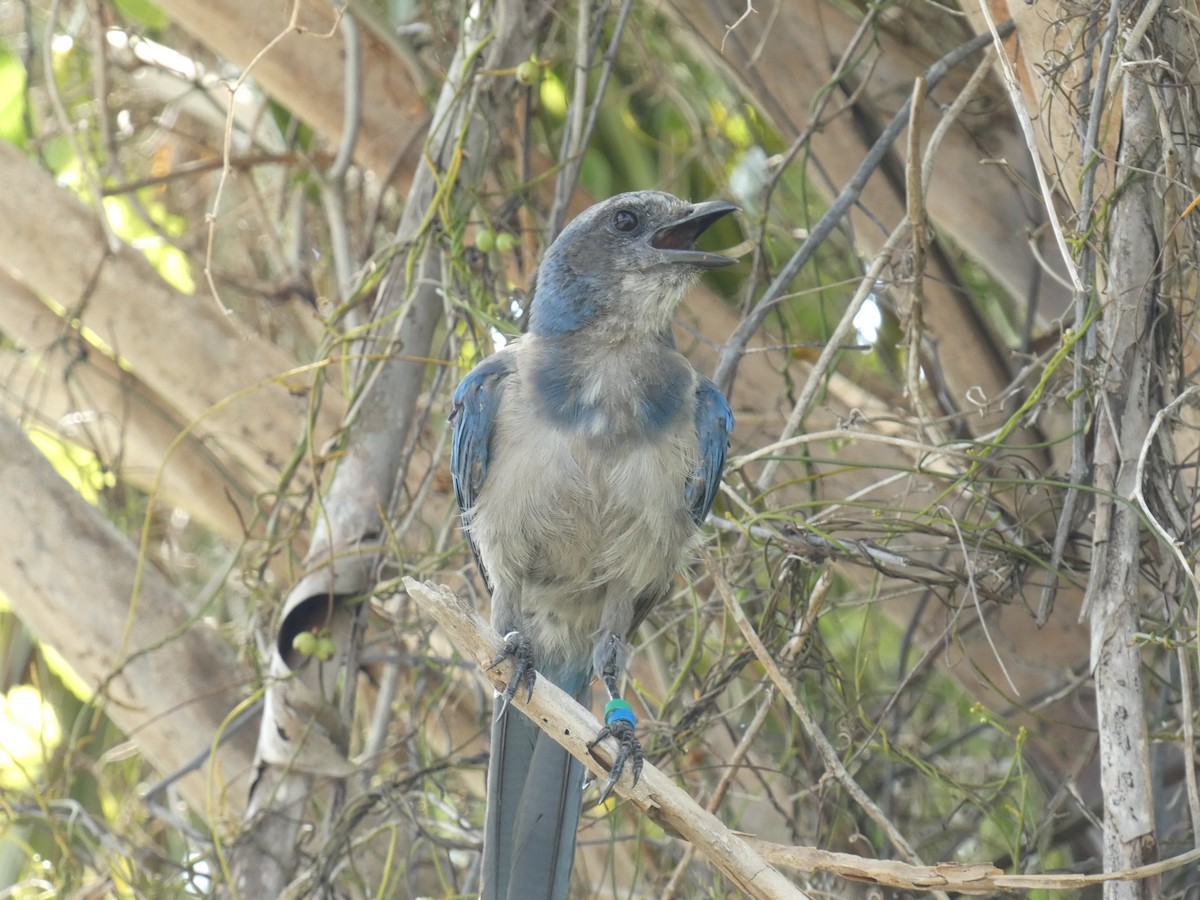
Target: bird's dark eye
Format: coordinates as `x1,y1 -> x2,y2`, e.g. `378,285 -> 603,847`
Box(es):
613,209 -> 639,232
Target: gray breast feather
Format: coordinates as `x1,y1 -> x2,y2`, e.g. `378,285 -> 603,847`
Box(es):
467,377 -> 701,666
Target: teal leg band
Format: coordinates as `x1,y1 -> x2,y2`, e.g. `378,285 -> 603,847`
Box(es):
604,698 -> 636,728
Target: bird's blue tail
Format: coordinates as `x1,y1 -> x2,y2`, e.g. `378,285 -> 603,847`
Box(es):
482,666 -> 590,900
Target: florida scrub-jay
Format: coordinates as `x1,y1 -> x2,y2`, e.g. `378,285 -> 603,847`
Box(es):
451,191 -> 736,900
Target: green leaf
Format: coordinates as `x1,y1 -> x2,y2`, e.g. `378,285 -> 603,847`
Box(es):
102,192 -> 196,294
0,47 -> 28,148
113,0 -> 169,30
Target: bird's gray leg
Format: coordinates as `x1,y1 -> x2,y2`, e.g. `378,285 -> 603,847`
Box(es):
586,634 -> 643,803
487,630 -> 537,716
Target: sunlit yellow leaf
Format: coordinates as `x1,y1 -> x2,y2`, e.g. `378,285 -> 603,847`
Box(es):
26,428 -> 113,505
102,196 -> 196,294
40,643 -> 94,703
0,685 -> 62,788
0,47 -> 28,148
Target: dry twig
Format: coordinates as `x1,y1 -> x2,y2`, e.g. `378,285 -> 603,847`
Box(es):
404,577 -> 812,900
403,578 -> 1200,896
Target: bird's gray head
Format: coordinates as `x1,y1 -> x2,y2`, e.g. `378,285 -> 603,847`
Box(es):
529,191 -> 737,337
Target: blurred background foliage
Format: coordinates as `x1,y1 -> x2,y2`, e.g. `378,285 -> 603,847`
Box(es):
0,0 -> 1196,898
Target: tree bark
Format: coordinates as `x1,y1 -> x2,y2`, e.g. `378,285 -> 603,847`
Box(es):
0,271 -> 255,540
0,411 -> 258,819
0,142 -> 343,498
1085,68 -> 1161,899
151,0 -> 426,179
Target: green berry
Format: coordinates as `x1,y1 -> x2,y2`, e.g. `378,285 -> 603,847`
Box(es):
515,59 -> 539,86
495,232 -> 518,253
292,631 -> 317,656
475,229 -> 496,253
314,636 -> 336,662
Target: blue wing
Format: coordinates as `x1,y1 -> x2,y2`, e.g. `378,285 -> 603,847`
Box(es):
450,352 -> 514,584
686,376 -> 733,526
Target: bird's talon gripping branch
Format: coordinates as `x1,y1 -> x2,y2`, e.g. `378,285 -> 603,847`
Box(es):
588,700 -> 644,803
487,630 -> 536,711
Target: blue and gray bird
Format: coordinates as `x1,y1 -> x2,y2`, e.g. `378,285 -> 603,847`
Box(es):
450,191 -> 736,900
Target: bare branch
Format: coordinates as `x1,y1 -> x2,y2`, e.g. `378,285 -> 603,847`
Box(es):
712,21 -> 1014,395
404,578 -> 813,900
720,1 -> 756,55
406,577 -> 1200,896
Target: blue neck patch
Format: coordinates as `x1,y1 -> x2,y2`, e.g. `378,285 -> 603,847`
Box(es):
528,258 -> 600,337
531,339 -> 691,437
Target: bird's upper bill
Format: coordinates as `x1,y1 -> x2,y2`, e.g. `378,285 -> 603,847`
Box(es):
649,200 -> 739,268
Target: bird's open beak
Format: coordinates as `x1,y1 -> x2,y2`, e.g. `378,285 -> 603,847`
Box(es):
650,200 -> 739,268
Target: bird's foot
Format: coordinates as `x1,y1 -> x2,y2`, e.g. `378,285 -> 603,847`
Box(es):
487,630 -> 536,715
587,699 -> 643,805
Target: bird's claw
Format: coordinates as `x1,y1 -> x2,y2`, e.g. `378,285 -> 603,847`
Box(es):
587,717 -> 643,805
487,631 -> 536,713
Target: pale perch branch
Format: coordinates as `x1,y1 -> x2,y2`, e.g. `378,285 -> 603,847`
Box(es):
402,577 -> 811,900
750,841 -> 1200,895
403,577 -> 1200,896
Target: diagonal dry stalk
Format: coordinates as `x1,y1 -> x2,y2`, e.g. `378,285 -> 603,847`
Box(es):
405,578 -> 813,900
407,577 -> 1200,896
